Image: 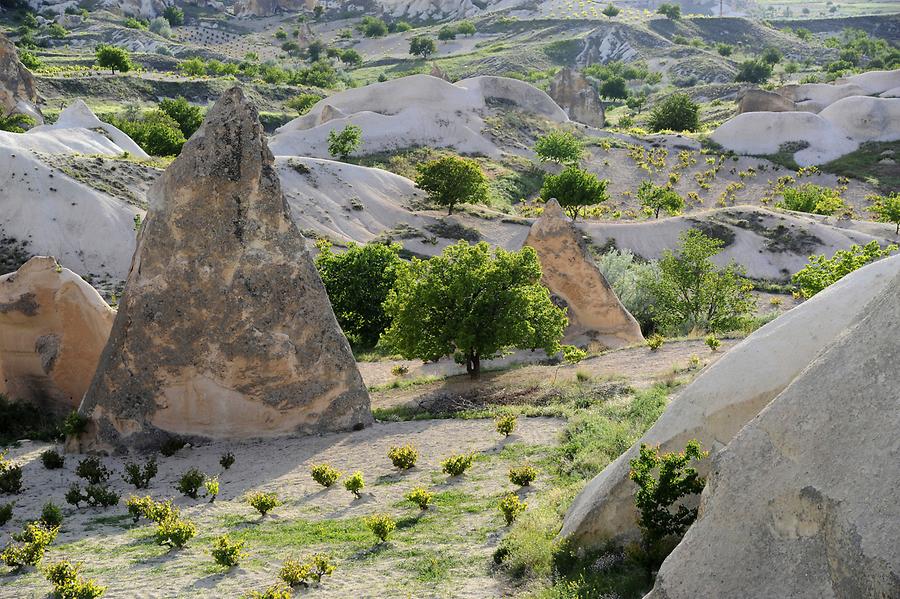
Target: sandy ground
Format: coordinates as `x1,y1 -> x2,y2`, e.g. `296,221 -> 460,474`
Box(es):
0,417 -> 564,598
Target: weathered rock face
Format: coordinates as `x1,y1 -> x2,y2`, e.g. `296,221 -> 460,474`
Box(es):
737,87 -> 797,113
647,269 -> 900,598
79,87 -> 372,452
524,200 -> 642,348
0,32 -> 42,124
0,257 -> 114,414
548,68 -> 604,127
560,253 -> 900,549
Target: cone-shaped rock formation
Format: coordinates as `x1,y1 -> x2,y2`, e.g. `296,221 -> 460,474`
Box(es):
79,87 -> 371,452
524,200 -> 643,348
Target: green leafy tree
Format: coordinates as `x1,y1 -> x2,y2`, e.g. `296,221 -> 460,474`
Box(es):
791,241 -> 897,298
95,44 -> 132,74
539,165 -> 609,221
415,155 -> 489,215
601,3 -> 620,18
306,39 -> 326,61
735,60 -> 773,84
716,43 -> 733,56
438,26 -> 456,41
599,75 -> 628,100
456,20 -> 476,35
285,93 -> 321,115
776,183 -> 845,215
626,92 -> 647,113
382,241 -> 567,377
869,192 -> 900,234
158,96 -> 203,139
629,439 -> 707,562
647,93 -> 699,132
641,229 -> 754,334
327,124 -> 362,160
533,130 -> 583,164
760,46 -> 782,65
339,48 -> 362,66
657,3 -> 681,18
637,180 -> 684,218
163,5 -> 184,26
314,240 -> 406,348
409,35 -> 436,59
359,16 -> 387,37
178,57 -> 206,77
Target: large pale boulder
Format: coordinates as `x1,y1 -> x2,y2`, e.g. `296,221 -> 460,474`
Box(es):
736,88 -> 796,113
78,87 -> 372,452
560,254 -> 900,548
29,100 -> 149,158
524,200 -> 642,348
647,268 -> 900,598
0,32 -> 42,124
0,256 -> 114,414
818,95 -> 900,143
548,68 -> 604,127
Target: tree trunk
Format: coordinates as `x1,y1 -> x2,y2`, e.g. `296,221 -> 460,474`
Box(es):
448,203 -> 454,215
655,206 -> 661,219
466,352 -> 480,378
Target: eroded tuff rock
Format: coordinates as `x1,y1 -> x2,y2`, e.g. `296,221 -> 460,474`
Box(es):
560,253 -> 900,549
524,200 -> 642,348
548,68 -> 604,127
737,88 -> 797,114
0,256 -> 114,414
79,87 -> 371,452
647,268 -> 900,598
0,32 -> 42,124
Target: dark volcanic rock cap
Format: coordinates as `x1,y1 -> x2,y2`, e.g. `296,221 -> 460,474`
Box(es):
79,87 -> 372,452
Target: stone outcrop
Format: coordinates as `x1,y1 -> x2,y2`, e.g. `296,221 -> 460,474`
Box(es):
646,268 -> 900,598
0,256 -> 114,414
736,87 -> 797,113
0,32 -> 42,124
524,200 -> 642,348
560,253 -> 900,549
79,87 -> 372,452
548,68 -> 604,127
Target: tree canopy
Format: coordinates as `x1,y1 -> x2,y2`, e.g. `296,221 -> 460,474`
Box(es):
637,181 -> 684,218
641,229 -> 754,334
792,240 -> 897,298
533,130 -> 584,164
382,241 -> 567,377
647,93 -> 699,132
409,36 -> 436,59
870,192 -> 900,234
95,45 -> 132,74
540,166 -> 609,221
415,155 -> 489,215
327,124 -> 362,160
314,240 -> 407,348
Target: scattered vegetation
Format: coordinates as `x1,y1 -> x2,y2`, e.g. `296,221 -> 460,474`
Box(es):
509,465 -> 538,487
211,534 -> 246,568
41,449 -> 65,470
441,453 -> 475,477
405,487 -> 433,510
792,241 -> 897,298
45,560 -> 106,599
364,514 -> 396,543
498,493 -> 527,525
344,471 -> 365,498
122,457 -> 157,489
247,492 -> 281,516
311,464 -> 343,488
387,444 -> 419,470
495,413 -> 517,437
176,468 -> 206,499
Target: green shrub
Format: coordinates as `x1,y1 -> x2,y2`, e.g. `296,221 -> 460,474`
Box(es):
40,502 -> 63,528
219,452 -> 235,470
735,59 -> 773,84
0,502 -> 11,526
84,485 -> 119,508
777,183 -> 845,215
126,495 -> 153,523
94,44 -> 131,74
415,155 -> 490,215
1,521 -> 58,569
533,130 -> 583,164
243,584 -> 292,599
646,334 -> 664,351
247,491 -> 280,516
65,484 -> 84,508
792,241 -> 897,298
154,516 -> 196,548
204,477 -> 219,502
163,5 -> 184,25
44,560 -> 106,598
75,457 -> 110,485
509,465 -> 538,487
124,17 -> 146,29
211,534 -> 246,568
637,180 -> 684,219
344,471 -> 364,498
647,93 -> 699,132
159,437 -> 186,456
176,468 -> 205,499
158,96 -> 203,139
41,449 -> 65,470
364,514 -> 396,543
595,249 -> 660,334
629,440 -> 707,553
405,487 -> 433,510
0,453 -> 23,494
278,553 -> 334,587
441,453 -> 474,476
498,493 -> 527,525
285,93 -> 321,115
327,124 -> 362,160
122,457 -> 157,489
387,444 -> 418,470
311,464 -> 342,487
62,411 -> 88,437
704,334 -> 721,351
495,414 -> 517,437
